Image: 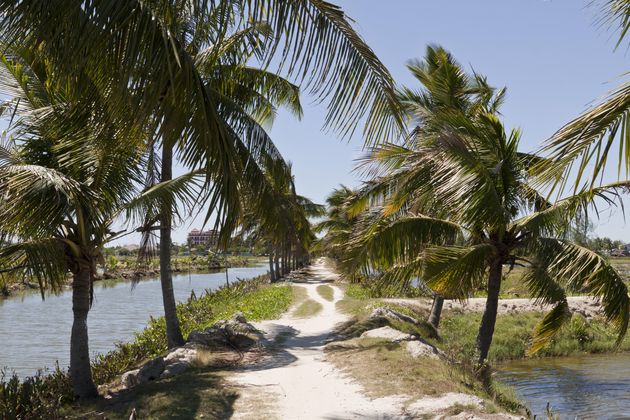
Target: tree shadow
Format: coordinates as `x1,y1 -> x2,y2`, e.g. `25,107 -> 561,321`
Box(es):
70,368 -> 237,419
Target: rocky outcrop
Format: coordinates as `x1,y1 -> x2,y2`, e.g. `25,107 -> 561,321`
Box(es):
405,340 -> 442,360
120,312 -> 263,389
186,312 -> 264,350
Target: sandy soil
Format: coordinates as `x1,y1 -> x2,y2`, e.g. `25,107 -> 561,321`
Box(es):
228,260 -> 406,419
385,295 -> 603,318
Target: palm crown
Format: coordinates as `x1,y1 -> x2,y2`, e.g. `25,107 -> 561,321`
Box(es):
346,46 -> 630,366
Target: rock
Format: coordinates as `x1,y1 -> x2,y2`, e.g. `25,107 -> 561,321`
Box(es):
360,326 -> 413,342
161,361 -> 190,378
121,369 -> 140,389
405,340 -> 442,359
368,307 -> 418,325
137,357 -> 165,383
165,347 -> 198,365
187,313 -> 263,350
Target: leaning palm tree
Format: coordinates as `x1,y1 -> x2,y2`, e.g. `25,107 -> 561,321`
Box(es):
352,46 -> 629,374
0,48 -> 146,397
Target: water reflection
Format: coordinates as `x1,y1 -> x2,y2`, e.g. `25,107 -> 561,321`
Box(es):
0,265 -> 268,377
497,353 -> 630,419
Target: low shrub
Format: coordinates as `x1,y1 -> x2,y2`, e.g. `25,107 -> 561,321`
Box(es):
0,365 -> 73,420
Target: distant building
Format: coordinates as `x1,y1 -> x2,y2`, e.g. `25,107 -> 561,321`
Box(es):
187,229 -> 219,247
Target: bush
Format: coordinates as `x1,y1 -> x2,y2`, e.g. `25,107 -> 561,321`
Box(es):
0,365 -> 73,420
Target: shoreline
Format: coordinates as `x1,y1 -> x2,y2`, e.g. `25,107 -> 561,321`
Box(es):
0,256 -> 267,300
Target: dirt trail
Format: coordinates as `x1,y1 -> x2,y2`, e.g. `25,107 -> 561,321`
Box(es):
229,260 -> 405,419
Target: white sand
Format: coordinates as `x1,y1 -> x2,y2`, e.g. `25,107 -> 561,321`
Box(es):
386,295 -> 603,318
229,260 -> 406,419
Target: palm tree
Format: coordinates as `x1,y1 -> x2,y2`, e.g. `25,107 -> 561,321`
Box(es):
239,156 -> 324,281
352,46 -> 630,374
0,48 -> 146,397
0,1 -> 404,348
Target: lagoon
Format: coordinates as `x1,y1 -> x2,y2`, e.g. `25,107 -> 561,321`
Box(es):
0,265 -> 268,378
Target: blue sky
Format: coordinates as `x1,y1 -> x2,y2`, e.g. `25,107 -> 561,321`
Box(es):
264,0 -> 630,244
2,1 -> 630,244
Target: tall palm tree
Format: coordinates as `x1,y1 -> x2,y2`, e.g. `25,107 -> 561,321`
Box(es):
0,1 -> 404,348
0,48 -> 146,397
352,46 -> 630,374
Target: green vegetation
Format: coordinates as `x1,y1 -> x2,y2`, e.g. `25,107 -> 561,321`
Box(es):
440,312 -> 630,363
292,299 -> 323,318
316,285 -> 334,301
92,275 -> 290,385
0,366 -> 73,420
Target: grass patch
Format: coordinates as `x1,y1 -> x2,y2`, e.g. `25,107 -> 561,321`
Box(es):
325,336 -> 524,416
291,285 -> 308,306
293,299 -> 323,318
440,311 -> 630,363
316,284 -> 334,301
326,338 -> 461,399
63,368 -> 237,419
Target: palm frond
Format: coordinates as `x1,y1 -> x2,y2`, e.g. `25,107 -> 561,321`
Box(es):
423,244 -> 494,299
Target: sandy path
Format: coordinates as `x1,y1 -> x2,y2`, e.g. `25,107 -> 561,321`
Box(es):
229,260 -> 405,420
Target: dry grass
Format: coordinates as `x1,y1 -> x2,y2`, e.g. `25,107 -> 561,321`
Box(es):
316,284 -> 334,301
325,337 -> 470,402
293,299 -> 323,318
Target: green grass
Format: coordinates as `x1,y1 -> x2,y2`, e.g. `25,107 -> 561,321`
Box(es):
439,311 -> 630,363
91,275 -> 291,384
316,284 -> 334,301
293,299 -> 323,318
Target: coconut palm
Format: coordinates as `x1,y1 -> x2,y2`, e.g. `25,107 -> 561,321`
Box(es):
0,1 -> 404,348
0,48 -> 146,397
352,46 -> 630,373
239,156 -> 324,281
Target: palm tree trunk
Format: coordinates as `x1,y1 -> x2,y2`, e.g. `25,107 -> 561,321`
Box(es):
476,259 -> 502,367
268,247 -> 276,282
70,264 -> 98,398
274,254 -> 280,279
160,143 -> 184,349
428,294 -> 444,329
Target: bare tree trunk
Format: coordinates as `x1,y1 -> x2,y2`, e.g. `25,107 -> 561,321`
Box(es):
476,259 -> 502,367
70,264 -> 98,398
274,254 -> 280,280
428,294 -> 444,329
160,143 -> 184,349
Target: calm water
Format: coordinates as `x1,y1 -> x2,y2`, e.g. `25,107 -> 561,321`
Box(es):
0,265 -> 268,377
497,353 -> 630,419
